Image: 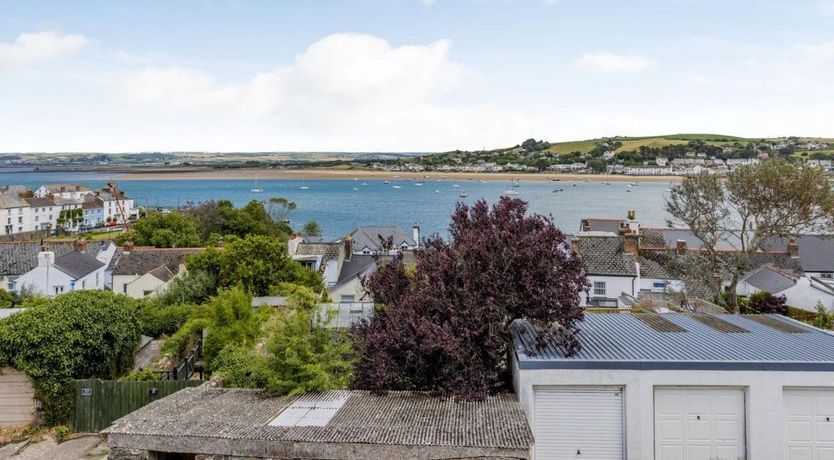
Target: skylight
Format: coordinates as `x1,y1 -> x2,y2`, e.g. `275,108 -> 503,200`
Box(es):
268,393 -> 349,427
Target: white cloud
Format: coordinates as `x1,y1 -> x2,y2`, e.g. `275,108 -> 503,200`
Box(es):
574,52 -> 654,73
0,31 -> 90,70
800,40 -> 834,60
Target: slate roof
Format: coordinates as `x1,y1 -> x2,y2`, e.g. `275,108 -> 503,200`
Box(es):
742,266 -> 796,293
103,388 -> 532,454
53,251 -> 104,278
350,226 -> 415,252
39,184 -> 90,193
331,255 -> 377,290
0,241 -> 113,276
23,197 -> 56,207
0,185 -> 30,196
512,313 -> 834,371
0,195 -> 27,209
764,235 -> 834,273
109,248 -> 204,276
574,236 -> 637,276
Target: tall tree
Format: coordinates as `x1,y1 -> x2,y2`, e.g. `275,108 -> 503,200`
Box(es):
351,197 -> 587,399
666,160 -> 834,311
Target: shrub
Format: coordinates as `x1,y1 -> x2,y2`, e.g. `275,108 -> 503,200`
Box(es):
748,291 -> 787,314
202,288 -> 260,368
120,368 -> 162,381
814,302 -> 834,330
161,318 -> 208,358
54,425 -> 72,443
139,302 -> 199,337
0,291 -> 141,424
212,345 -> 266,389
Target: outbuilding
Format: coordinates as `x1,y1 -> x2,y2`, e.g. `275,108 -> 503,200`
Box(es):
103,387 -> 533,460
512,312 -> 834,460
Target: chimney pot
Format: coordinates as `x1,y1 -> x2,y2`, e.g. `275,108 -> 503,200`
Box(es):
676,239 -> 687,255
123,240 -> 134,253
788,237 -> 799,258
344,235 -> 353,260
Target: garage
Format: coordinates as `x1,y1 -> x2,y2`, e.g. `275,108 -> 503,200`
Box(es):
654,387 -> 746,460
534,386 -> 624,459
784,389 -> 834,459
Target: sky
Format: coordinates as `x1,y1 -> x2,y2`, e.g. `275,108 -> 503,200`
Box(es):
1,0 -> 833,153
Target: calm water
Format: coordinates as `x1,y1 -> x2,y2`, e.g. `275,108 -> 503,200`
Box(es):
0,169 -> 673,240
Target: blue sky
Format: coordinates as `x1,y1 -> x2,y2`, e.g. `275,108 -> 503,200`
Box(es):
1,0 -> 833,152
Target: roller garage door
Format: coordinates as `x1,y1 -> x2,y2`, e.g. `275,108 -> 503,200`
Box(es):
533,386 -> 624,459
654,387 -> 746,460
784,389 -> 834,460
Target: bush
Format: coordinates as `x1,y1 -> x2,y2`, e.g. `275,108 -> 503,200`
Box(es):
748,291 -> 787,314
153,270 -> 218,306
54,425 -> 72,443
139,302 -> 199,337
212,345 -> 266,388
0,291 -> 141,424
161,318 -> 208,358
120,368 -> 162,381
203,288 -> 260,368
815,302 -> 834,330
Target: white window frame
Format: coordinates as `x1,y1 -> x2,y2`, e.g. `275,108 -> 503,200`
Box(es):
593,281 -> 606,297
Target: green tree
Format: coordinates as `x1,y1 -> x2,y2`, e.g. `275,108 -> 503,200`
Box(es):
0,291 -> 141,423
814,302 -> 833,330
666,161 -> 834,311
188,235 -> 322,296
301,220 -> 322,237
266,197 -> 296,223
117,211 -> 201,248
213,286 -> 353,395
202,287 -> 260,367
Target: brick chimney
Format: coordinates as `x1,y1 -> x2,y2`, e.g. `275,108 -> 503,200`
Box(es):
623,233 -> 639,257
74,238 -> 88,253
344,235 -> 353,260
788,237 -> 799,258
123,239 -> 134,253
580,219 -> 590,232
570,237 -> 581,257
676,239 -> 687,255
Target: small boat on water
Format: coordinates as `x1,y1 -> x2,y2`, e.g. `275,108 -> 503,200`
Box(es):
435,190 -> 441,193
552,188 -> 564,193
630,182 -> 638,186
453,184 -> 460,188
250,180 -> 263,193
459,191 -> 469,197
626,188 -> 632,192
362,182 -> 367,186
604,182 -> 611,185
551,178 -> 561,182
352,187 -> 359,191
393,185 -> 402,189
415,181 -> 424,186
383,180 -> 391,184
299,180 -> 309,190
502,190 -> 519,196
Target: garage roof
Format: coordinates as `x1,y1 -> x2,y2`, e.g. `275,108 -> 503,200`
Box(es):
512,313 -> 834,371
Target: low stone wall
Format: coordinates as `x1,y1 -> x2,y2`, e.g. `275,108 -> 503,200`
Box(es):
0,367 -> 36,427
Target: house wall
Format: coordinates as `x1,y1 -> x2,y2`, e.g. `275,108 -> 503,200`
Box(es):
580,275 -> 635,307
329,277 -> 369,303
513,360 -> 834,460
639,277 -> 684,293
126,274 -> 167,299
738,277 -> 834,312
0,206 -> 33,235
0,367 -> 36,427
14,264 -> 73,295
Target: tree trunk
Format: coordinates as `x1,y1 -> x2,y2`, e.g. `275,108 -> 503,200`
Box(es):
728,273 -> 740,313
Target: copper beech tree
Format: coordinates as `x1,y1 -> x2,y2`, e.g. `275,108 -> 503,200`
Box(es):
350,197 -> 588,399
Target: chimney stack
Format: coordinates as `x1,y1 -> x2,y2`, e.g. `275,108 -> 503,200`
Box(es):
38,245 -> 55,268
626,210 -> 639,235
74,238 -> 88,253
676,239 -> 687,255
623,233 -> 639,257
344,235 -> 353,260
788,238 -> 799,258
570,237 -> 581,257
412,223 -> 420,249
581,219 -> 590,232
287,232 -> 302,257
123,239 -> 134,253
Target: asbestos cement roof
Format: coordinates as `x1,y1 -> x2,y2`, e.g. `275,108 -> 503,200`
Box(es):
103,388 -> 532,457
512,313 -> 834,371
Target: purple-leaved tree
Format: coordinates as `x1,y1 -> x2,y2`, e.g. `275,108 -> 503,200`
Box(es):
350,197 -> 588,399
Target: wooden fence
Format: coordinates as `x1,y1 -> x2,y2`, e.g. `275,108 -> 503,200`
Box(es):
69,379 -> 203,433
0,367 -> 36,427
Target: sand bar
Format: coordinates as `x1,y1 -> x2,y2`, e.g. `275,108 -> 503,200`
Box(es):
114,168 -> 684,183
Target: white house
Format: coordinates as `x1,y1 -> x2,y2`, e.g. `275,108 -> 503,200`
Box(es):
34,184 -> 91,200
97,187 -> 135,225
23,197 -> 59,232
348,225 -> 419,255
737,265 -> 834,312
0,195 -> 33,235
512,313 -> 834,460
13,240 -> 116,296
108,246 -> 204,299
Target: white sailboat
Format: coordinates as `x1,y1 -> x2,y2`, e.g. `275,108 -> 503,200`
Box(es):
299,180 -> 310,190
250,180 -> 263,193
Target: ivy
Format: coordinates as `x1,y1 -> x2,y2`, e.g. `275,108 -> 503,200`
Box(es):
0,291 -> 141,424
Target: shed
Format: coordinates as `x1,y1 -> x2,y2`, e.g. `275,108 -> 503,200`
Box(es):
512,313 -> 834,460
103,387 -> 532,460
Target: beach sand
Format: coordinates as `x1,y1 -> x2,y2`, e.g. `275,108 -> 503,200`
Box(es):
114,168 -> 683,183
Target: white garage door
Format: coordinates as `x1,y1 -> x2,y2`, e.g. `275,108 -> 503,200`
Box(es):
534,386 -> 623,459
784,389 -> 834,460
654,387 -> 745,460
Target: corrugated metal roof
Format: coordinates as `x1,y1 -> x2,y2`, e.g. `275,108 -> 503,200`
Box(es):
512,313 -> 834,371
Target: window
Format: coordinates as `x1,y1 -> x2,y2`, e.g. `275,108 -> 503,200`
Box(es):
593,281 -> 606,297
81,280 -> 86,289
652,281 -> 667,291
143,290 -> 154,297
17,216 -> 22,223
123,283 -> 128,294
822,273 -> 833,279
53,286 -> 64,295
341,295 -> 355,303
34,216 -> 38,222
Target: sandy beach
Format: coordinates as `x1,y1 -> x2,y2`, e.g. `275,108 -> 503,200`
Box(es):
114,168 -> 684,183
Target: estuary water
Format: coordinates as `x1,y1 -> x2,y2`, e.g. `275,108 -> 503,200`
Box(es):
0,169 -> 673,240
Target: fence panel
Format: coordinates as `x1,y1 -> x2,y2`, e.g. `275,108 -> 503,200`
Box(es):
70,379 -> 203,433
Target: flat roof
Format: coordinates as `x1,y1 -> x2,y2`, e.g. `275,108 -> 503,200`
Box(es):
512,313 -> 834,371
104,388 -> 532,459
